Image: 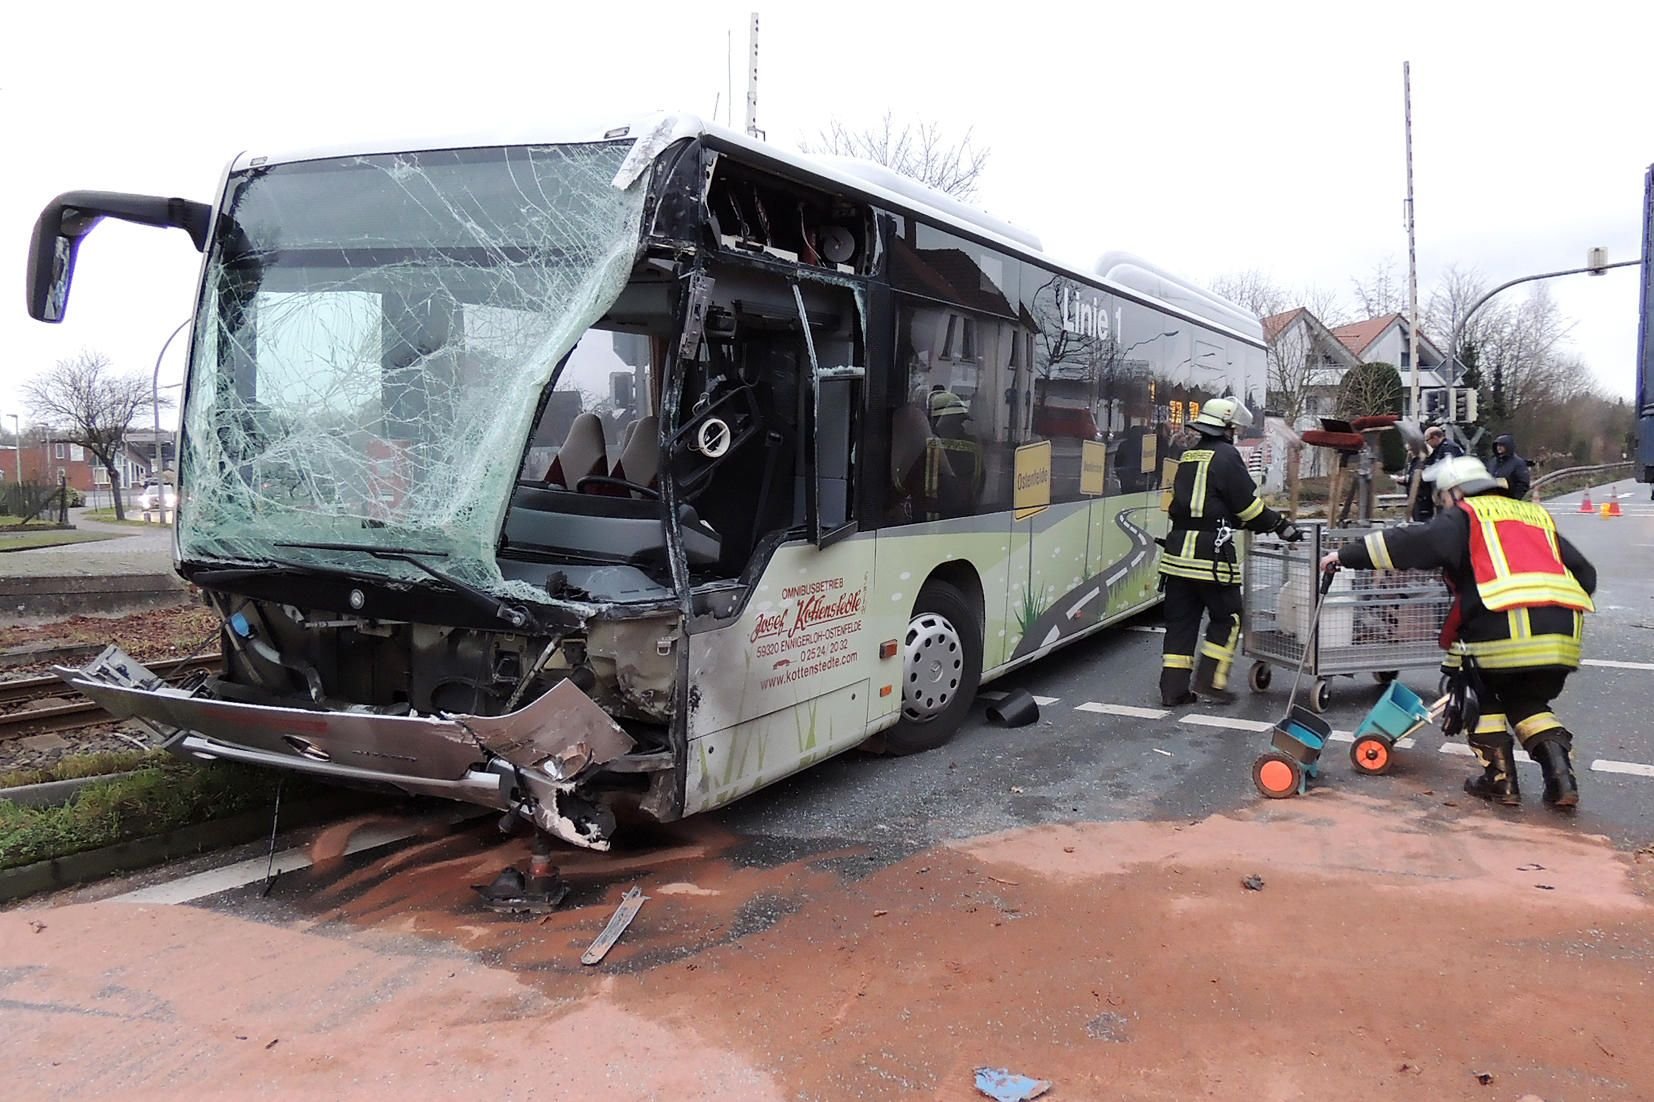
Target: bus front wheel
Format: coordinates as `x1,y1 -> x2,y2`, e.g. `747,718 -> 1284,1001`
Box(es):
881,580 -> 983,756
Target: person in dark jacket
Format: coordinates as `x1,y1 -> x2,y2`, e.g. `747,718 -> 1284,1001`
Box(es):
1322,456 -> 1596,809
1488,433 -> 1530,500
1159,397 -> 1303,706
1403,424 -> 1465,522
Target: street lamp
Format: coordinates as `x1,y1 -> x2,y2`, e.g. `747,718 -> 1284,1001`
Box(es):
152,317 -> 191,486
1444,249 -> 1642,425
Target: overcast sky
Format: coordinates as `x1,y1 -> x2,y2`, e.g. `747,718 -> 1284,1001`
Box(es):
2,0 -> 1646,434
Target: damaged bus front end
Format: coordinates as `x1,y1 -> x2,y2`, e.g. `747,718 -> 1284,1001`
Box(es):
38,121 -> 730,850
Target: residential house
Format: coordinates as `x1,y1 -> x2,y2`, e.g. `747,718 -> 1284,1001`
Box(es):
1329,312 -> 1454,420
0,436 -> 152,497
1259,307 -> 1361,484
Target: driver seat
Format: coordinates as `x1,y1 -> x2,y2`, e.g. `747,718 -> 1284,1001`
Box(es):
544,412 -> 609,491
608,415 -> 660,496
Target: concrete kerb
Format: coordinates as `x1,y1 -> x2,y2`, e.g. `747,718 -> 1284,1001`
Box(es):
1,573 -> 191,621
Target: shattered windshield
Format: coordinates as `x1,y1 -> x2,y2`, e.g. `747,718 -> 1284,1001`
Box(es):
178,140 -> 648,599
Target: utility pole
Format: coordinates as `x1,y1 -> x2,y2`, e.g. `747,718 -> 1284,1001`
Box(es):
745,12 -> 763,140
1403,61 -> 1422,422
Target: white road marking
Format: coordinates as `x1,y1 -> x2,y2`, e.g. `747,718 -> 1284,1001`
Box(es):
109,820 -> 436,905
1076,702 -> 1169,719
1130,552 -> 1146,567
1066,588 -> 1101,618
1592,760 -> 1654,777
1105,569 -> 1128,586
1179,714 -> 1275,733
1582,659 -> 1654,672
1152,748 -> 1174,756
1032,695 -> 1060,706
1040,626 -> 1062,648
1438,743 -> 1535,763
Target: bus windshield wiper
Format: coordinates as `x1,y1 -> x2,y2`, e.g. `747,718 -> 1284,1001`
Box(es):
273,541 -> 537,631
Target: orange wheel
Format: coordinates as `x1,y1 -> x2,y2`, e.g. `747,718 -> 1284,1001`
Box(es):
1253,752 -> 1302,799
1350,736 -> 1394,775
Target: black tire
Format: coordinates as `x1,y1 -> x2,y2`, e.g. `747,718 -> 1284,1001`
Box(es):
1372,670 -> 1399,685
1309,680 -> 1332,714
880,580 -> 983,756
1248,661 -> 1273,693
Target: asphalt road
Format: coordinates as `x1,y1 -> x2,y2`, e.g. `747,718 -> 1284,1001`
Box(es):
5,480 -> 1652,1100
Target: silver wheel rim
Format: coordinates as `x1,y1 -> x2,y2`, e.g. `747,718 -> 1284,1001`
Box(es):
902,611 -> 963,723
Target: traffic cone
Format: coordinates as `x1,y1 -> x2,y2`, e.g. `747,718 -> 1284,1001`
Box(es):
1608,486 -> 1623,518
1579,490 -> 1593,513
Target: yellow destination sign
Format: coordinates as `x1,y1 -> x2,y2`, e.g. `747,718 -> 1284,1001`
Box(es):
1014,441 -> 1051,520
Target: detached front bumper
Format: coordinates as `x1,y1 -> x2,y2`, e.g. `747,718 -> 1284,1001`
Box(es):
57,646 -> 649,850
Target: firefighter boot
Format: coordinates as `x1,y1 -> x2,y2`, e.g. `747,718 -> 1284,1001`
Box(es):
1193,655 -> 1236,705
1160,668 -> 1196,708
1528,735 -> 1579,810
1464,739 -> 1521,806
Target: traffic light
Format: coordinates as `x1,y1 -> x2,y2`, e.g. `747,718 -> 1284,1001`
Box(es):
1452,388 -> 1478,423
1424,390 -> 1447,418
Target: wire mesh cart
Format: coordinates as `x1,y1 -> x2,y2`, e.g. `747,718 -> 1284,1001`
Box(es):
1240,523 -> 1451,713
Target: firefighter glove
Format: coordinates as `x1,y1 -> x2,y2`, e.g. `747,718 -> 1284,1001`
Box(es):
1276,518 -> 1305,543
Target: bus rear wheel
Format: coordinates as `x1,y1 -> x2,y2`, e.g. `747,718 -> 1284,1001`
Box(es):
880,580 -> 983,756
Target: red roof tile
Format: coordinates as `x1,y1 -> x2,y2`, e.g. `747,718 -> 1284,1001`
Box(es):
1330,313 -> 1403,357
1261,308 -> 1305,341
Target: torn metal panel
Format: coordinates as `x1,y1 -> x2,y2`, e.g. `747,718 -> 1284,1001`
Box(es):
57,645 -> 637,849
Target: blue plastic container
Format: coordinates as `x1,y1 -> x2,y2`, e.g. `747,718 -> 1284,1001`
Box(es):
1271,705 -> 1333,768
1355,681 -> 1432,742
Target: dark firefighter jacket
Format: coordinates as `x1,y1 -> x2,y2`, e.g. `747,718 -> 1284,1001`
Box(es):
1336,493 -> 1597,670
1159,436 -> 1286,585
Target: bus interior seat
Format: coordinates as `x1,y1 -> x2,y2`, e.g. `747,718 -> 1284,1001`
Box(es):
544,412 -> 609,490
611,415 -> 660,494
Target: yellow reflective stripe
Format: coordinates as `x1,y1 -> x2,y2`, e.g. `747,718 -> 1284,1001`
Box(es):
1466,495 -> 1556,530
1510,609 -> 1531,640
1158,558 -> 1242,583
1474,713 -> 1510,736
1200,640 -> 1234,661
1515,712 -> 1564,740
1476,513 -> 1513,577
1364,532 -> 1395,571
1478,573 -> 1595,612
1190,454 -> 1212,518
1182,532 -> 1198,558
1456,635 -> 1583,669
1237,498 -> 1265,524
1162,654 -> 1194,670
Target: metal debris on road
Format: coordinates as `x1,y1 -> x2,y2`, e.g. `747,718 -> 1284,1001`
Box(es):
1242,875 -> 1266,891
1473,1070 -> 1494,1085
581,886 -> 647,965
974,1067 -> 1052,1101
1517,863 -> 1547,872
1535,884 -> 1556,891
1152,748 -> 1173,756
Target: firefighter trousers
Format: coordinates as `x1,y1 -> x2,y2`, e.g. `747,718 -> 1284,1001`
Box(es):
1465,668 -> 1574,754
1161,576 -> 1243,698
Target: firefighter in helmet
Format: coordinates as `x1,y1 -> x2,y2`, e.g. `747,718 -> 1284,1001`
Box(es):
1322,455 -> 1596,808
1159,396 -> 1303,706
924,389 -> 984,519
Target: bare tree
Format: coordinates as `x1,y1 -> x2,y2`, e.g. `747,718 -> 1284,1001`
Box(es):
24,351 -> 165,521
801,113 -> 990,200
1209,272 -> 1349,427
1350,258 -> 1405,318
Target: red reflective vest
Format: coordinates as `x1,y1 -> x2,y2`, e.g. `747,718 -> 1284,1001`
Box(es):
1459,496 -> 1594,613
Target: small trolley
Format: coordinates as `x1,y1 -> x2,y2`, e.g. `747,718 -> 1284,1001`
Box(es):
1240,523 -> 1451,714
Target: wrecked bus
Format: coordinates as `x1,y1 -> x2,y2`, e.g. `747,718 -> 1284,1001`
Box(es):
26,113 -> 1265,859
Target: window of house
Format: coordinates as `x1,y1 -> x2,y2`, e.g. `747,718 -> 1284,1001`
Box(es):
54,443 -> 66,460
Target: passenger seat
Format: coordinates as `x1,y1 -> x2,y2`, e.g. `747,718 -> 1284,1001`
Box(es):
607,415 -> 660,496
544,412 -> 609,490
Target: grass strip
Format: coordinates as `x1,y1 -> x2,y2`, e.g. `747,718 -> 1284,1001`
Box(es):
0,759 -> 323,870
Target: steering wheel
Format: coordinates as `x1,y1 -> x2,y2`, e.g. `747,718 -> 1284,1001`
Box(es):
575,475 -> 660,500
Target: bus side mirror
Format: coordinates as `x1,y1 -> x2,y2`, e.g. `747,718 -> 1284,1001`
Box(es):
26,191 -> 214,323
811,366 -> 864,549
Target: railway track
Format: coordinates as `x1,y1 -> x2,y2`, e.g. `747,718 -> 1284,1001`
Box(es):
0,654 -> 222,740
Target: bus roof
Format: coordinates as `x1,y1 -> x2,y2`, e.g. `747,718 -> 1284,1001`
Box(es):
232,111 -> 1264,346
